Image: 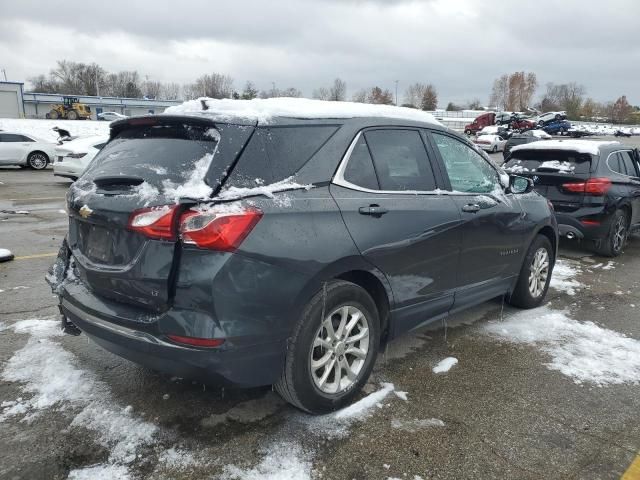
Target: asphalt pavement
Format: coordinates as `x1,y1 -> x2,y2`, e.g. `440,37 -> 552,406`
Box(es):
1,137 -> 639,480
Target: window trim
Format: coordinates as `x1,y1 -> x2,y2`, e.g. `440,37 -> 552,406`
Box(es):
606,150 -> 639,179
333,129 -> 444,195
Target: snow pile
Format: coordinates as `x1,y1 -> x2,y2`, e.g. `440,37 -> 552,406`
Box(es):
511,140 -> 618,156
221,442 -> 312,480
433,357 -> 458,374
530,130 -> 552,139
503,160 -> 530,174
333,382 -> 395,421
67,464 -> 132,480
165,97 -> 443,126
538,160 -> 575,173
1,319 -> 158,471
550,258 -> 584,296
217,177 -> 312,202
0,248 -> 14,262
0,118 -> 110,142
485,306 -> 640,386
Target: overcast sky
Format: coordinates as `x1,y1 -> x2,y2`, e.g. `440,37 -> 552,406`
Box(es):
1,0 -> 638,106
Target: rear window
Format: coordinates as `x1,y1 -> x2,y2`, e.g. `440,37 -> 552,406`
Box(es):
84,123 -> 219,188
504,150 -> 592,175
227,125 -> 338,186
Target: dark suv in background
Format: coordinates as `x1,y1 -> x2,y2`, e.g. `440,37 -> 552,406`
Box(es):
504,140 -> 640,256
48,101 -> 557,413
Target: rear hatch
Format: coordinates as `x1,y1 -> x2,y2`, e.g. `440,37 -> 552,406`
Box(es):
66,116 -> 254,311
503,149 -> 594,212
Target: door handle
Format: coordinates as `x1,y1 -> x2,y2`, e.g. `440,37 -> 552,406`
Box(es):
359,204 -> 388,216
462,203 -> 481,213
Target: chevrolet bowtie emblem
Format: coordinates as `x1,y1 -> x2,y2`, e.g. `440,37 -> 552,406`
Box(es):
79,205 -> 93,219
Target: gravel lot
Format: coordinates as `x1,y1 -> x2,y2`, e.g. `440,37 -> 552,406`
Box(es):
1,136 -> 639,479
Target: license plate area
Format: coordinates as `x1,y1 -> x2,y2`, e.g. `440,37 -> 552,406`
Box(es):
85,225 -> 113,263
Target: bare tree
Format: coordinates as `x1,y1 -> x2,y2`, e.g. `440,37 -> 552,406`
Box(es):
312,87 -> 330,100
611,95 -> 632,124
367,86 -> 394,104
351,89 -> 368,103
404,83 -> 427,109
489,74 -> 509,110
160,82 -> 181,100
466,98 -> 483,110
142,80 -> 162,99
538,82 -> 586,119
420,84 -> 438,111
185,73 -> 234,99
329,78 -> 347,101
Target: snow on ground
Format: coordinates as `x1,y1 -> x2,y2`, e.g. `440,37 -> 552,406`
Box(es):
0,248 -> 14,262
550,258 -> 584,296
433,357 -> 458,374
485,306 -> 640,386
221,442 -> 312,480
0,118 -> 110,142
67,464 -> 132,480
1,318 -> 158,475
165,97 -> 443,126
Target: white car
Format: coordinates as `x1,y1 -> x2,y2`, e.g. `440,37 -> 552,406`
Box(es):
474,134 -> 507,153
53,135 -> 108,180
536,111 -> 567,126
97,111 -> 128,121
0,132 -> 57,170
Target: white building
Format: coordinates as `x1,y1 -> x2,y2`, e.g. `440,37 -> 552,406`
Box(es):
0,82 -> 181,119
0,81 -> 26,118
21,92 -> 181,119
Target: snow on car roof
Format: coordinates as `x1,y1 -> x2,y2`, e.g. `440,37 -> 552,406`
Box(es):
510,139 -> 619,156
164,97 -> 444,126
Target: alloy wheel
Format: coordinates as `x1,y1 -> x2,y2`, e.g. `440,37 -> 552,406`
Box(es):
29,154 -> 48,170
528,247 -> 549,298
310,305 -> 370,394
613,217 -> 627,252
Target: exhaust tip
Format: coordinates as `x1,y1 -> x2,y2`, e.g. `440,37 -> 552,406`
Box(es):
566,232 -> 575,240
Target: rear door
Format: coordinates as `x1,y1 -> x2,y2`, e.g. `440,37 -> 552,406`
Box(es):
0,133 -> 26,163
428,131 -> 527,309
609,150 -> 640,228
66,117 -> 254,311
331,128 -> 461,335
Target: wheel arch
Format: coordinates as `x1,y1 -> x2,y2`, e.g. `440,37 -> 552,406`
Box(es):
536,225 -> 558,263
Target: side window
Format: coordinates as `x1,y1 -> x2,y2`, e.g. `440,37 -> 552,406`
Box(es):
93,143 -> 107,150
343,135 -> 379,190
620,151 -> 639,177
19,135 -> 34,142
1,134 -> 21,142
431,132 -> 499,193
608,153 -> 627,176
363,129 -> 436,191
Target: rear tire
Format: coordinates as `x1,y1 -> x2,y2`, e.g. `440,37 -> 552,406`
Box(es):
595,210 -> 628,257
508,235 -> 554,309
47,110 -> 59,119
275,280 -> 380,414
67,110 -> 78,120
27,152 -> 49,170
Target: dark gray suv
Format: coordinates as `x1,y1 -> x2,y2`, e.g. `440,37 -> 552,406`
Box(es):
48,103 -> 558,413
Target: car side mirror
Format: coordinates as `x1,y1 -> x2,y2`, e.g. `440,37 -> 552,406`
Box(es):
509,175 -> 533,194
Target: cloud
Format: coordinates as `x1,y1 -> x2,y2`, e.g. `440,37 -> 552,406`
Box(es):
1,0 -> 638,105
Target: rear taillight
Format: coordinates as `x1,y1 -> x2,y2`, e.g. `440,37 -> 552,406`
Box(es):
179,207 -> 262,251
562,177 -> 611,196
166,334 -> 224,348
67,153 -> 87,159
127,205 -> 179,240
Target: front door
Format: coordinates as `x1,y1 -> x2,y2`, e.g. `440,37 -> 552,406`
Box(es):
428,131 -> 527,310
331,128 -> 462,336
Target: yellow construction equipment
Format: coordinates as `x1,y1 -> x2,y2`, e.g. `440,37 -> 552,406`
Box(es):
45,96 -> 92,120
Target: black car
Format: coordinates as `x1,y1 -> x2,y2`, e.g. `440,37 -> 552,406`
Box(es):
504,140 -> 640,256
47,103 -> 558,413
503,131 -> 550,161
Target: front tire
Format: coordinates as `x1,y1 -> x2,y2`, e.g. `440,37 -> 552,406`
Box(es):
508,235 -> 554,308
27,152 -> 49,170
66,110 -> 78,120
275,280 -> 380,413
595,210 -> 628,257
